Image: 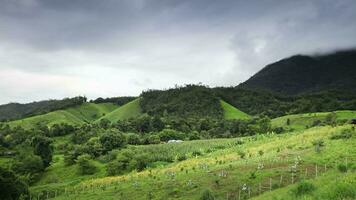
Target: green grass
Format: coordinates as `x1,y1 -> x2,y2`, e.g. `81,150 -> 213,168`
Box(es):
220,100 -> 251,120
8,103 -> 118,129
29,124 -> 356,200
272,110 -> 356,131
97,98 -> 142,123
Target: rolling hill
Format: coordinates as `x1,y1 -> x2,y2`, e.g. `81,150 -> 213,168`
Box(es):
271,110 -> 356,131
241,49 -> 356,95
220,100 -> 251,120
8,103 -> 118,129
97,98 -> 142,122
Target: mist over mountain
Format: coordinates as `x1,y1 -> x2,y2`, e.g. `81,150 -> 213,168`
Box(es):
240,49 -> 356,95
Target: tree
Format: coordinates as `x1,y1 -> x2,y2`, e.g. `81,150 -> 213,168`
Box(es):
99,130 -> 126,153
150,116 -> 165,132
127,133 -> 140,145
0,167 -> 29,200
31,136 -> 53,168
12,154 -> 44,183
76,154 -> 97,175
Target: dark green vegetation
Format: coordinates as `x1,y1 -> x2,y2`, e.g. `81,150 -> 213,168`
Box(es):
241,49 -> 356,95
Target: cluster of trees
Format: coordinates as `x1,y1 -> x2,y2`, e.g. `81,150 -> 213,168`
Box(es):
90,96 -> 136,105
0,96 -> 87,122
140,85 -> 224,119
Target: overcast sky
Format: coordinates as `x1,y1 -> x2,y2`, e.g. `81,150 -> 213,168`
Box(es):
1,0 -> 356,104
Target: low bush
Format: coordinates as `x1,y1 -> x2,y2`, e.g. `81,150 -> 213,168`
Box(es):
337,164 -> 348,173
291,181 -> 316,196
199,189 -> 215,200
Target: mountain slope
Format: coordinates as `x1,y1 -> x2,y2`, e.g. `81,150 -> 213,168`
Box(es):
8,103 -> 118,129
220,100 -> 251,120
98,98 -> 142,122
241,49 -> 356,95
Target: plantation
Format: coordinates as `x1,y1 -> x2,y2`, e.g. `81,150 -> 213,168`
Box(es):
28,124 -> 356,200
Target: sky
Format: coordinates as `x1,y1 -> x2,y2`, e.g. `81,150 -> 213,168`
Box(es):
1,0 -> 356,104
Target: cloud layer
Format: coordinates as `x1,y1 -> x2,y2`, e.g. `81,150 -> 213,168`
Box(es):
1,0 -> 356,103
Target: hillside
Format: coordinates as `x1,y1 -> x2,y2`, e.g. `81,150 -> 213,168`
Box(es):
220,100 -> 251,120
272,110 -> 356,131
8,103 -> 118,129
97,98 -> 142,122
0,96 -> 87,122
140,85 -> 223,119
241,49 -> 356,95
29,124 -> 356,200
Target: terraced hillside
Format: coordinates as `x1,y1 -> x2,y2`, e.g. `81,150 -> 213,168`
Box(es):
29,123 -> 356,200
220,100 -> 251,120
8,103 -> 118,129
97,98 -> 142,122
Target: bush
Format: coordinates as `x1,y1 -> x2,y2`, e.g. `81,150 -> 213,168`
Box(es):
330,129 -> 353,140
291,181 -> 316,196
76,154 -> 97,175
337,164 -> 348,173
0,167 -> 29,200
199,189 -> 215,200
237,151 -> 246,159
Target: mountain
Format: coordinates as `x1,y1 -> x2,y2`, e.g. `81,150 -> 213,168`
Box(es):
241,49 -> 356,95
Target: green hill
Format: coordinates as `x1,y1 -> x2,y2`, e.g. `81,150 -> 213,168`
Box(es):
8,103 -> 118,129
97,98 -> 142,122
30,124 -> 356,200
272,110 -> 356,131
220,100 -> 251,120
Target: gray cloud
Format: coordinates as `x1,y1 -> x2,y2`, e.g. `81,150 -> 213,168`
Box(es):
0,0 -> 356,103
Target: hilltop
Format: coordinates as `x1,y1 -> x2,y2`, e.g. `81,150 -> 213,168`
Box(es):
241,49 -> 356,95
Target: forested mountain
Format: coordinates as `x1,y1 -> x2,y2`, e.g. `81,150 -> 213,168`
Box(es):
0,96 -> 87,122
241,49 -> 356,95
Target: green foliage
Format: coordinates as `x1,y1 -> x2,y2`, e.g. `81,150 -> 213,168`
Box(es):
140,85 -> 223,119
337,164 -> 348,173
0,167 -> 29,200
291,181 -> 316,196
330,128 -> 354,140
98,98 -> 142,122
199,189 -> 216,200
220,100 -> 250,120
11,153 -> 44,183
76,154 -> 97,175
31,136 -> 53,168
99,130 -> 126,153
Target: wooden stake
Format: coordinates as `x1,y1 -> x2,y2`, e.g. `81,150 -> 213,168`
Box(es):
292,172 -> 294,184
259,183 -> 262,194
279,175 -> 283,186
270,178 -> 272,191
315,165 -> 318,178
305,168 -> 308,178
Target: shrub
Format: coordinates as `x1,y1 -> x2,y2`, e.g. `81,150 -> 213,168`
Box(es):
238,151 -> 246,159
199,189 -> 215,200
291,181 -> 315,196
258,150 -> 264,156
337,164 -> 348,173
76,154 -> 97,175
312,139 -> 325,153
330,129 -> 353,140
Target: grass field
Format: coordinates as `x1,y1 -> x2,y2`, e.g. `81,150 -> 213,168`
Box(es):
220,100 -> 251,120
97,98 -> 142,123
29,123 -> 356,200
272,110 -> 356,131
7,103 -> 118,129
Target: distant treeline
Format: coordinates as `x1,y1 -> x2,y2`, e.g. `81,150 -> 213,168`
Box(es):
90,96 -> 136,106
139,85 -> 356,119
0,96 -> 87,122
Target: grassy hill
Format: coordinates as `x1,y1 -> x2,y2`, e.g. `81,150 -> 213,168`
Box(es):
29,123 -> 356,200
8,103 -> 118,129
272,110 -> 356,131
220,100 -> 251,120
97,98 -> 142,122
